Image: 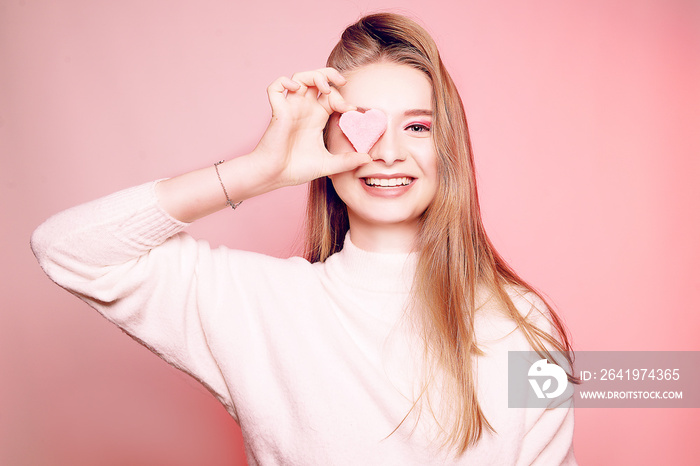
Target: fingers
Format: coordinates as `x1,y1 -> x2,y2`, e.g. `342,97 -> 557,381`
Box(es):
268,67 -> 355,117
324,151 -> 373,176
267,76 -> 302,112
290,68 -> 346,95
319,88 -> 356,115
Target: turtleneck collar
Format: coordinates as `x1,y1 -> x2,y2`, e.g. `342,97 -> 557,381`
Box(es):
321,232 -> 418,293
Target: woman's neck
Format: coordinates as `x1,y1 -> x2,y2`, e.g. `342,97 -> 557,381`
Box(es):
346,215 -> 420,253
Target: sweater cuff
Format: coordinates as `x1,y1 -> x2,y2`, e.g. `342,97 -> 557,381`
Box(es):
32,179 -> 193,272
113,180 -> 190,250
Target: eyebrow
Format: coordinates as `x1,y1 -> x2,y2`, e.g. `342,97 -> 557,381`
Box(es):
405,109 -> 433,117
356,107 -> 432,117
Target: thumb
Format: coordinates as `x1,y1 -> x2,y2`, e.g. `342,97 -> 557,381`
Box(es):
324,152 -> 372,176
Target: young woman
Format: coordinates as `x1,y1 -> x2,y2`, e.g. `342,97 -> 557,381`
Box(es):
32,13 -> 576,465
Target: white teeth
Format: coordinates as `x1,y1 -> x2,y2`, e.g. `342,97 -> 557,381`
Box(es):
364,177 -> 412,187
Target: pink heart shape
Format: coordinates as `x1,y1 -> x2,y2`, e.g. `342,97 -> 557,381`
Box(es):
338,109 -> 387,153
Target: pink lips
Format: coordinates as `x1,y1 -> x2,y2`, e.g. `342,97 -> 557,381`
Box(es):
360,174 -> 415,198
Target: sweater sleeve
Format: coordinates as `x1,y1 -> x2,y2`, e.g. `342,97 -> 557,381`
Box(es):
518,399 -> 576,465
514,292 -> 577,466
475,287 -> 577,465
30,181 -> 235,412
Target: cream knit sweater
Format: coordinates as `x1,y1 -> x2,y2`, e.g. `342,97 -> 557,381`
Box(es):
31,181 -> 576,465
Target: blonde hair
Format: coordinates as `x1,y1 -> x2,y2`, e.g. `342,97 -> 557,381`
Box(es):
305,13 -> 574,453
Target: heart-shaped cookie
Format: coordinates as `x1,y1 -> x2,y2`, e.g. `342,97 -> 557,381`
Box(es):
338,109 -> 387,153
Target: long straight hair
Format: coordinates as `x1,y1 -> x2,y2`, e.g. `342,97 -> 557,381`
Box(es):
305,13 -> 574,453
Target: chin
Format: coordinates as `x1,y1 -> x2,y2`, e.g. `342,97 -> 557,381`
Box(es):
348,205 -> 425,228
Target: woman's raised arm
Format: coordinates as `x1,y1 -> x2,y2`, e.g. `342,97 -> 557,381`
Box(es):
156,67 -> 370,223
29,69 -> 371,415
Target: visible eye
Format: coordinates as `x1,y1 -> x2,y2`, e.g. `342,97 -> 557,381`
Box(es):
405,122 -> 431,133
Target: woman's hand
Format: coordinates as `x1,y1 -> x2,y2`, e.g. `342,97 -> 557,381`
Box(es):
252,68 -> 371,188
156,68 -> 368,223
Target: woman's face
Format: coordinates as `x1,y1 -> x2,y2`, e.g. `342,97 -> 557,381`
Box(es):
327,62 -> 438,237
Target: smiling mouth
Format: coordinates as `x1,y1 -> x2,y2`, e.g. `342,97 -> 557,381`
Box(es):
363,177 -> 414,187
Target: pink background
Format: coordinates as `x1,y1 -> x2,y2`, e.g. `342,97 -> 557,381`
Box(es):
2,0 -> 698,464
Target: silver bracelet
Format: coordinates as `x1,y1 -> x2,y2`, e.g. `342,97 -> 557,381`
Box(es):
214,160 -> 243,210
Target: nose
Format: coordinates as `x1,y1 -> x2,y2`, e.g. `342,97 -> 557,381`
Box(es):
369,126 -> 405,165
